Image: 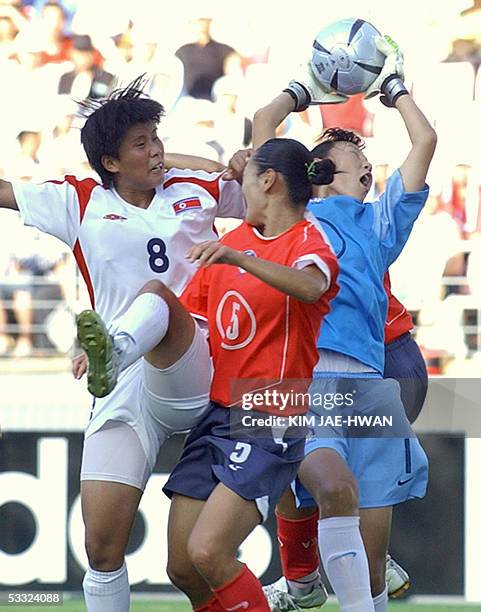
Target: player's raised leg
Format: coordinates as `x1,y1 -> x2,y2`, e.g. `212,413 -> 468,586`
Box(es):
78,279 -> 195,398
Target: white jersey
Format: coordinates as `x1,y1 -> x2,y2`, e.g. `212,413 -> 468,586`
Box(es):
12,169 -> 246,331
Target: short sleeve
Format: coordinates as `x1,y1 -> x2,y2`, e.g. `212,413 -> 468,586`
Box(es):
180,265 -> 211,322
371,169 -> 429,267
217,177 -> 246,219
12,176 -> 98,248
292,222 -> 339,290
164,168 -> 246,219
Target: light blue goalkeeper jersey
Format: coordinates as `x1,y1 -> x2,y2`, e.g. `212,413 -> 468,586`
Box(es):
307,169 -> 429,373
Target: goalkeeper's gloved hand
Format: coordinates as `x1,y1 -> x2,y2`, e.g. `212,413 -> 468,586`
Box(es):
284,63 -> 348,111
364,35 -> 408,107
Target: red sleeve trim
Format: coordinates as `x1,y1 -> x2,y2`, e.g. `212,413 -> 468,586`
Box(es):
73,240 -> 95,309
46,176 -> 99,223
163,174 -> 221,203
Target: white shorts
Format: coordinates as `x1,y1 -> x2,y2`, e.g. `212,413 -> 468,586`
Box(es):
81,323 -> 212,489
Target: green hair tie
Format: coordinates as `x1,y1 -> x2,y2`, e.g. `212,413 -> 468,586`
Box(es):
305,160 -> 317,180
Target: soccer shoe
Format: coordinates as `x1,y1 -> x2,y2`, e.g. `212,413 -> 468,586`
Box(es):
77,310 -> 120,398
263,576 -> 328,611
386,554 -> 410,598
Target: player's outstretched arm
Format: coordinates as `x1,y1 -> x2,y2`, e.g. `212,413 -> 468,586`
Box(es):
253,61 -> 347,150
164,153 -> 225,173
252,93 -> 296,150
364,35 -> 437,192
163,150 -> 251,184
188,241 -> 328,303
395,95 -> 437,193
0,179 -> 18,210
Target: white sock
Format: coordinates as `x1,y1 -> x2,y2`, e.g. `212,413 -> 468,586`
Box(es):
83,563 -> 130,612
318,516 -> 374,612
287,570 -> 320,597
112,292 -> 170,371
373,586 -> 388,612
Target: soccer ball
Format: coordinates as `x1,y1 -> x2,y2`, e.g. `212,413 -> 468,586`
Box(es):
310,18 -> 385,96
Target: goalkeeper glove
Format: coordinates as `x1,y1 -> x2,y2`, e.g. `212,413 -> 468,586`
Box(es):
364,35 -> 408,107
284,63 -> 348,111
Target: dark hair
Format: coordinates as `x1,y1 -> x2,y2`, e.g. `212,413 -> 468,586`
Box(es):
252,138 -> 335,207
79,75 -> 164,186
42,2 -> 66,17
311,127 -> 365,159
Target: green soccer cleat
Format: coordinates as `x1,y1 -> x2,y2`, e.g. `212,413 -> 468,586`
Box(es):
263,576 -> 328,611
386,554 -> 410,598
77,310 -> 120,398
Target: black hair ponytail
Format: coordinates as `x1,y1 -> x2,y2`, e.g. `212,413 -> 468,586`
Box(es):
306,158 -> 336,186
253,138 -> 331,206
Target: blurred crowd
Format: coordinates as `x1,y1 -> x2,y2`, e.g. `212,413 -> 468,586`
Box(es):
0,0 -> 480,372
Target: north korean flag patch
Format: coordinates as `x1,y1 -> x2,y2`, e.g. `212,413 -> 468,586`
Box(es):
103,213 -> 127,221
172,197 -> 202,214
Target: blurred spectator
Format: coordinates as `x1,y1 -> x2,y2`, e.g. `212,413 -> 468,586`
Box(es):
391,194 -> 462,312
164,97 -> 223,160
391,194 -> 467,364
175,15 -> 238,100
210,74 -> 251,162
36,1 -> 72,65
445,0 -> 481,65
2,33 -> 64,137
0,0 -> 477,367
104,26 -> 184,112
444,163 -> 470,234
373,163 -> 389,198
12,130 -> 43,180
7,228 -> 69,356
0,298 -> 12,354
38,98 -> 87,176
0,2 -> 27,59
467,232 -> 481,300
58,34 -> 113,99
147,57 -> 184,113
21,0 -> 79,29
317,93 -> 373,137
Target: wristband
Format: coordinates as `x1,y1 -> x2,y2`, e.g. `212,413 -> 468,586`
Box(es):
283,81 -> 311,112
380,75 -> 408,108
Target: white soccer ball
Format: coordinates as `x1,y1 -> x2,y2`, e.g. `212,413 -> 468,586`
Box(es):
311,18 -> 385,95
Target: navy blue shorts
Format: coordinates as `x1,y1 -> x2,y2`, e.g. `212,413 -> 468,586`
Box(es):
384,332 -> 428,423
163,402 -> 307,521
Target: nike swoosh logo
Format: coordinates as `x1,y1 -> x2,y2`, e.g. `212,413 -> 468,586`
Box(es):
397,477 -> 414,486
330,551 -> 357,562
226,602 -> 249,611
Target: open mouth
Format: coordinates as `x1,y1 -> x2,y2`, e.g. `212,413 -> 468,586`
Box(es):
151,162 -> 164,172
360,172 -> 372,189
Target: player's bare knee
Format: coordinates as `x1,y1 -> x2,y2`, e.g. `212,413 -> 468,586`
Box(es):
315,478 -> 359,517
187,538 -> 223,582
84,535 -> 125,572
166,559 -> 199,593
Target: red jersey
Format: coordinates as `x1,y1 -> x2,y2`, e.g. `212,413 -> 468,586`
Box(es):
181,220 -> 339,415
384,272 -> 413,344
